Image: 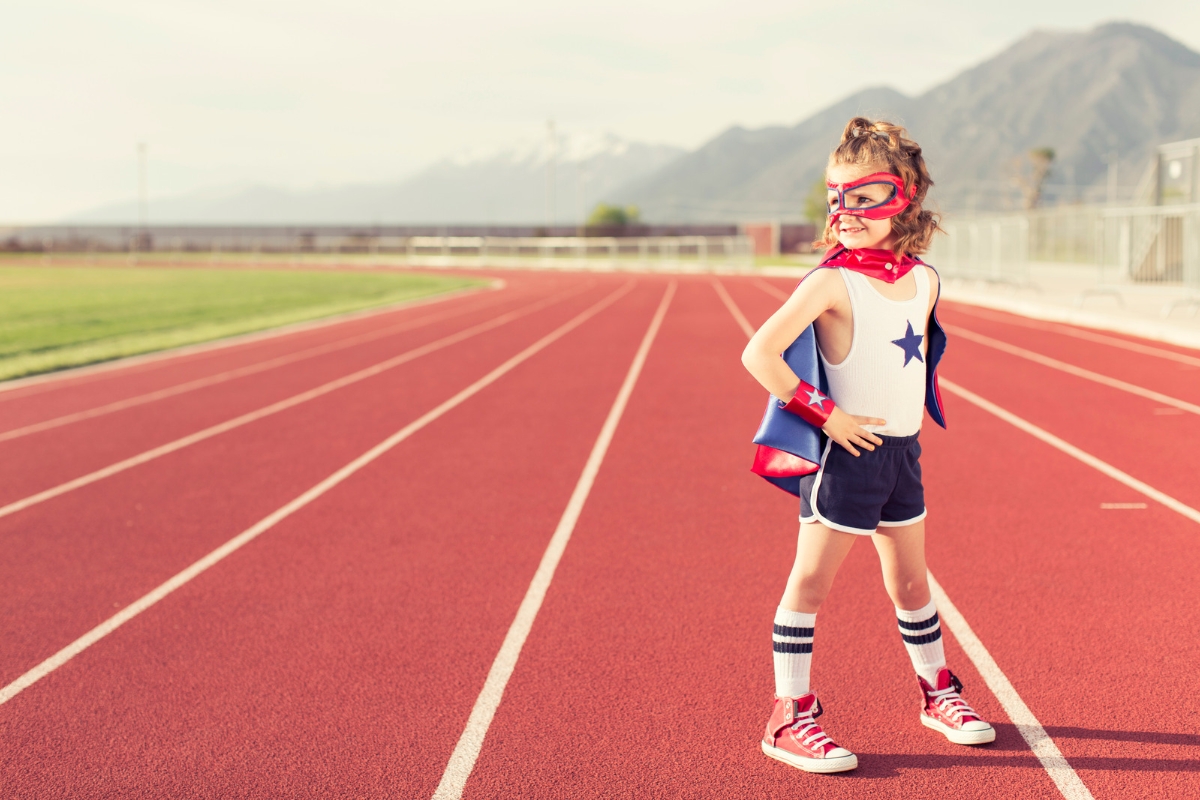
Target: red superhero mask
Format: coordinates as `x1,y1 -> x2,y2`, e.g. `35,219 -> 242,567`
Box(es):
826,172 -> 913,222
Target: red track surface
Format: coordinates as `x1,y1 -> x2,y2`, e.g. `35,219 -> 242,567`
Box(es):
1,269 -> 1197,798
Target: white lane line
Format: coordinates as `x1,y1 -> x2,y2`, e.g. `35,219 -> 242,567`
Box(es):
431,282 -> 676,800
711,279 -> 756,338
752,277 -> 790,301
945,325 -> 1200,416
717,285 -> 1091,799
946,305 -> 1200,368
0,280 -> 504,399
0,283 -> 595,523
941,378 -> 1200,526
0,286 -> 525,442
0,281 -> 635,708
928,572 -> 1094,800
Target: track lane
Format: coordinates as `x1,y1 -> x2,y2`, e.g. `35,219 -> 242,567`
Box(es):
942,324 -> 1200,415
434,283 -> 676,799
0,279 -> 585,510
939,339 -> 1200,510
0,277 -> 667,799
941,302 -> 1200,361
459,278 -> 1060,798
937,303 -> 1200,406
0,276 -> 619,685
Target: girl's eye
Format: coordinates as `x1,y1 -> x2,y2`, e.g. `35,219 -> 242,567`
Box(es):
852,194 -> 872,206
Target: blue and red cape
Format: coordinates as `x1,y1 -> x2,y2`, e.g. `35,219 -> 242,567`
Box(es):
750,247 -> 948,495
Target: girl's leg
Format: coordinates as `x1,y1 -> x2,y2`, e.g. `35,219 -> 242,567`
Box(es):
871,519 -> 930,610
781,521 -> 858,613
872,520 -> 943,683
772,522 -> 857,698
874,520 -> 995,743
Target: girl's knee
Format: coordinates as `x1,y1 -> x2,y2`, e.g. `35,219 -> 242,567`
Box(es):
790,573 -> 835,609
890,575 -> 931,609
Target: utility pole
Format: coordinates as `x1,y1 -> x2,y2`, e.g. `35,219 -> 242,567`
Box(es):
1106,151 -> 1119,206
546,120 -> 556,229
137,142 -> 148,229
577,164 -> 588,233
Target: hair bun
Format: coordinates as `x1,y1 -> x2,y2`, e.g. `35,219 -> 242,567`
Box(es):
852,127 -> 890,143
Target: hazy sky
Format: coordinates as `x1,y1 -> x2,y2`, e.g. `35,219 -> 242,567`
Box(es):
3,0 -> 1199,221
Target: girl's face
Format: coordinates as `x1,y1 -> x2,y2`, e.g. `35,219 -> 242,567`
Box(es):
826,163 -> 899,251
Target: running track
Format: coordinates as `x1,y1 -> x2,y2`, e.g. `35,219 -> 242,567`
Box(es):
0,268 -> 1196,798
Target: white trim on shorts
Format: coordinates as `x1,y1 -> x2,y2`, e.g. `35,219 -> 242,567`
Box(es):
800,438 -> 878,536
877,509 -> 927,528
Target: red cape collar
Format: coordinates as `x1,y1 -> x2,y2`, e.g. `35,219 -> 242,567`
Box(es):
819,246 -> 918,284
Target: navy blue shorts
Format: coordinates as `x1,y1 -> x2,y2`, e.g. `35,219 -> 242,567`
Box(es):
798,432 -> 926,535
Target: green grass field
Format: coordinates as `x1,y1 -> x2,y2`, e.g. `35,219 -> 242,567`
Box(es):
0,264 -> 481,381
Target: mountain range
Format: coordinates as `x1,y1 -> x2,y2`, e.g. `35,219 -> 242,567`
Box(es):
72,133 -> 683,225
615,22 -> 1200,219
68,22 -> 1200,224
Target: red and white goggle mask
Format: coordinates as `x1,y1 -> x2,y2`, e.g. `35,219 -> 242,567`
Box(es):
826,172 -> 913,222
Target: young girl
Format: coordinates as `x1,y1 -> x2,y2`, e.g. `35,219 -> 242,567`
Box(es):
742,117 -> 995,775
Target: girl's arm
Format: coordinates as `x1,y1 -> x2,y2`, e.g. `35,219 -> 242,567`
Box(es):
741,270 -> 885,456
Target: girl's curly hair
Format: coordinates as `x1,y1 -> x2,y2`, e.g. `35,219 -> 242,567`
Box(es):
815,117 -> 942,256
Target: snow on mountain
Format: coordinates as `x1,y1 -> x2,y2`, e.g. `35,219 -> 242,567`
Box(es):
68,131 -> 683,224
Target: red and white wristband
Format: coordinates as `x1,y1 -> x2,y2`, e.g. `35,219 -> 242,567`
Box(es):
779,380 -> 834,427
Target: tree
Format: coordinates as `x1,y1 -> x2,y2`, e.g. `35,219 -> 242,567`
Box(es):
1017,147 -> 1056,209
587,203 -> 640,227
803,175 -> 829,224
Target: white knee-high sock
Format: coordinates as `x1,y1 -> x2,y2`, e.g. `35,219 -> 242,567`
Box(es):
773,607 -> 816,697
896,599 -> 946,685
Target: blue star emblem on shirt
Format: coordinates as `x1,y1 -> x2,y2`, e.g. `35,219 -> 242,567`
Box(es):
891,321 -> 924,367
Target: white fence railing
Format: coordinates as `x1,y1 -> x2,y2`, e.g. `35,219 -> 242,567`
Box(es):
1,232 -> 756,271
928,205 -> 1200,312
398,235 -> 754,269
926,217 -> 1032,285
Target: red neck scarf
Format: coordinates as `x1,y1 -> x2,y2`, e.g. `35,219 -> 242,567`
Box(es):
820,246 -> 918,284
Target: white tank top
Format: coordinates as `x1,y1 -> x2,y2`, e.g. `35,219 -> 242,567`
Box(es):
819,266 -> 930,436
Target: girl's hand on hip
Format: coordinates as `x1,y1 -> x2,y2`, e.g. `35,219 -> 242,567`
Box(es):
822,407 -> 886,457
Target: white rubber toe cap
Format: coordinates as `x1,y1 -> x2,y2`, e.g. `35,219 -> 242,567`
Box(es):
762,741 -> 859,773
961,720 -> 993,732
921,713 -> 996,745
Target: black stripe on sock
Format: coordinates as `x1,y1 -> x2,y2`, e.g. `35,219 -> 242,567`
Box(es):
773,624 -> 815,638
900,628 -> 942,646
897,612 -> 938,631
773,641 -> 813,654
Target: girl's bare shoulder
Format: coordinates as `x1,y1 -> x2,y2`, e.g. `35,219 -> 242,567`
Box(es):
789,267 -> 849,312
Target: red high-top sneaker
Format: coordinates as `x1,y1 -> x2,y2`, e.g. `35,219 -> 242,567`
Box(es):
761,694 -> 858,773
919,668 -> 996,745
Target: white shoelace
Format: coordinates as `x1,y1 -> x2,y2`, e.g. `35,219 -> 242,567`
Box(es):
790,713 -> 834,750
927,686 -> 979,723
